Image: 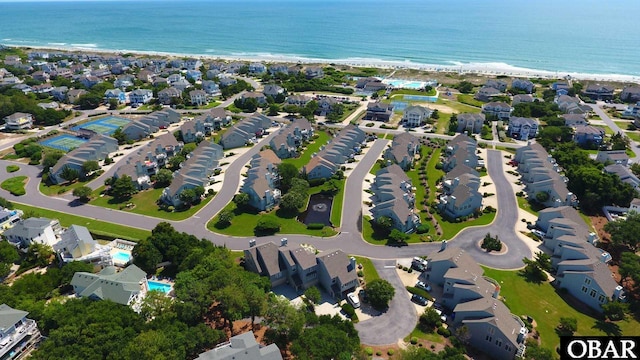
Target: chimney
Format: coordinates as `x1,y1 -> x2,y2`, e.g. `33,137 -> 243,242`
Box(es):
280,238 -> 288,247
441,240 -> 448,251
249,239 -> 256,247
517,327 -> 527,343
350,257 -> 356,271
588,232 -> 597,245
613,285 -> 624,300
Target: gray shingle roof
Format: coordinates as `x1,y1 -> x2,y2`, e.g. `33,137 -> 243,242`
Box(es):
0,304 -> 28,332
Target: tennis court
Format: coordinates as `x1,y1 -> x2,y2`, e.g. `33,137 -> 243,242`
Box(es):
40,134 -> 88,152
72,116 -> 131,135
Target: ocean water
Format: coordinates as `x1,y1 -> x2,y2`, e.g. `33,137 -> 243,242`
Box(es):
1,0 -> 639,76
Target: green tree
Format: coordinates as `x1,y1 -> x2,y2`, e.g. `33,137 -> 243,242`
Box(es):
388,229 -> 409,245
291,323 -> 357,360
244,285 -> 267,330
0,241 -> 20,264
448,113 -> 458,134
108,98 -> 118,110
457,81 -> 474,94
419,307 -> 442,332
179,188 -> 197,206
169,155 -> 185,171
112,127 -> 127,145
366,278 -> 395,310
601,301 -> 628,321
59,165 -> 79,183
81,160 -> 100,176
604,212 -> 640,251
24,243 -> 54,267
267,103 -> 280,116
481,233 -> 502,252
0,197 -> 14,210
233,193 -> 251,210
277,162 -> 300,193
72,186 -> 92,201
111,175 -> 137,200
263,296 -> 306,350
280,191 -> 306,213
304,286 -> 322,305
216,209 -> 235,228
374,216 -> 393,234
77,93 -> 102,109
521,257 -> 547,283
41,151 -> 65,172
154,168 -> 173,188
255,218 -> 280,235
534,251 -> 552,272
618,252 -> 640,287
216,284 -> 249,335
524,339 -> 554,360
557,317 -> 577,336
535,191 -> 549,204
132,238 -> 163,274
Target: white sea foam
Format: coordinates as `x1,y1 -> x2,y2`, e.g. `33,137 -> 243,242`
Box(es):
70,43 -> 97,48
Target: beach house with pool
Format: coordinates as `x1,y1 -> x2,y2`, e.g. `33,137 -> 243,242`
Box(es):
71,264 -> 148,306
49,134 -> 118,184
0,304 -> 42,360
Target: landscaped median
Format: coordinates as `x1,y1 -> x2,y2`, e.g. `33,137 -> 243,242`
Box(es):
1,176 -> 28,196
12,203 -> 151,241
281,130 -> 331,169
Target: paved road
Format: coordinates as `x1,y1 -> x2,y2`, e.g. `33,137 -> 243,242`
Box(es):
588,103 -> 639,162
355,259 -> 417,345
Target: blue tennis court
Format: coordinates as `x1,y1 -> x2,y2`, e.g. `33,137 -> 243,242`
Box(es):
40,134 -> 88,152
72,116 -> 131,135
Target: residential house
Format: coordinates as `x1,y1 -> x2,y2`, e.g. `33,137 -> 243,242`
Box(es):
37,102 -> 59,110
226,62 -> 245,74
364,101 -> 394,122
0,304 -> 42,360
51,67 -> 72,79
481,102 -> 512,120
206,70 -> 221,80
202,80 -> 221,95
356,77 -> 387,92
425,245 -> 527,360
269,118 -> 313,159
152,77 -> 168,87
189,89 -> 207,106
443,169 -> 481,197
158,87 -> 182,105
81,75 -> 101,88
438,181 -> 483,219
268,64 -> 289,75
129,89 -> 153,105
442,134 -> 479,172
49,134 -> 118,184
209,61 -> 227,72
90,69 -> 111,79
241,150 -> 282,211
220,113 -> 271,149
383,132 -> 421,170
53,225 -> 112,265
574,125 -> 605,147
195,331 -> 282,360
620,86 -> 640,102
180,118 -> 206,143
161,141 -> 223,207
552,82 -> 571,93
206,107 -> 232,130
584,84 -> 614,100
184,59 -> 202,71
51,86 -> 69,101
303,124 -> 365,180
172,78 -> 192,92
3,112 -> 34,131
512,94 -> 534,106
562,114 -> 588,127
514,143 -> 578,207
0,208 -> 23,232
536,206 -> 623,312
595,150 -> 629,166
555,95 -> 588,115
474,86 -> 501,102
623,102 -> 640,118
286,95 -> 311,107
113,133 -> 182,189
12,83 -> 32,94
511,79 -> 534,93
218,77 -> 237,88
316,97 -> 337,116
241,92 -> 267,105
263,84 -> 284,98
185,70 -> 202,82
104,88 -> 126,104
71,264 -> 148,306
248,62 -> 267,74
629,198 -> 640,213
31,83 -> 53,94
31,70 -> 50,82
370,164 -> 421,233
402,105 -> 432,128
456,113 -> 485,134
507,117 -> 538,140
244,242 -> 357,299
604,164 -> 640,188
485,79 -> 507,92
114,75 -> 134,89
305,66 -> 324,79
3,217 -> 61,248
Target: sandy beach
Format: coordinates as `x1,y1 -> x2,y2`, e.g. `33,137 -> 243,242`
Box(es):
10,44 -> 640,84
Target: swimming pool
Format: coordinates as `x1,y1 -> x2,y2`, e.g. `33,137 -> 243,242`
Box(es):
147,280 -> 172,293
112,251 -> 132,263
383,79 -> 427,90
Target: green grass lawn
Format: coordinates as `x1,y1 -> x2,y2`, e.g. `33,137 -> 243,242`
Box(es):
352,256 -> 380,282
624,131 -> 640,142
39,174 -> 100,196
331,103 -> 360,123
12,203 -> 151,241
482,267 -> 640,352
404,326 -> 446,344
435,98 -> 482,114
90,187 -> 213,221
282,131 -> 331,169
433,211 -> 496,239
389,88 -> 437,97
225,103 -> 244,113
369,161 -> 383,175
593,125 -> 614,135
456,94 -> 484,108
6,165 -> 19,173
1,176 -> 27,196
185,101 -> 221,110
614,120 -> 634,130
207,203 -> 337,237
516,196 -> 541,216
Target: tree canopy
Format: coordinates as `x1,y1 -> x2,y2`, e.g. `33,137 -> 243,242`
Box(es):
366,278 -> 395,310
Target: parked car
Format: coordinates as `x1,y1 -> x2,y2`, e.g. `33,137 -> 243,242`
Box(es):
347,292 -> 361,309
416,280 -> 432,292
434,308 -> 447,322
411,294 -> 428,306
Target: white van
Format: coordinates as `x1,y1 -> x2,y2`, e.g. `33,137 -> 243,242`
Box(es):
347,292 -> 361,309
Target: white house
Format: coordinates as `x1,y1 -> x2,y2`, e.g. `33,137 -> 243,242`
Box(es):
3,217 -> 61,248
3,112 -> 33,131
402,105 -> 432,128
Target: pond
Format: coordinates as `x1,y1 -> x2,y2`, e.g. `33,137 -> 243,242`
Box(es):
298,194 -> 334,226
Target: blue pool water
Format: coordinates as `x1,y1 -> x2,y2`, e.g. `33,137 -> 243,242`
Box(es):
39,134 -> 88,152
147,281 -> 172,293
391,101 -> 409,111
112,251 -> 132,263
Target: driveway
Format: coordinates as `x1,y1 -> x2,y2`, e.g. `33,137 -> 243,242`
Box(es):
355,259 -> 417,345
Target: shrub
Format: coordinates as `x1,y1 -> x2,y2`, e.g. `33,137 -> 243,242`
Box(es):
416,224 -> 429,234
410,337 -> 418,345
408,268 -> 413,273
1,176 -> 27,196
306,223 -> 324,230
365,122 -> 374,127
357,270 -> 364,277
6,165 -> 19,173
365,347 -> 373,356
437,326 -> 451,337
255,218 -> 280,235
387,349 -> 395,356
376,351 -> 382,356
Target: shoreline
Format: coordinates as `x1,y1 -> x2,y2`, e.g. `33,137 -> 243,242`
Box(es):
6,44 -> 640,84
